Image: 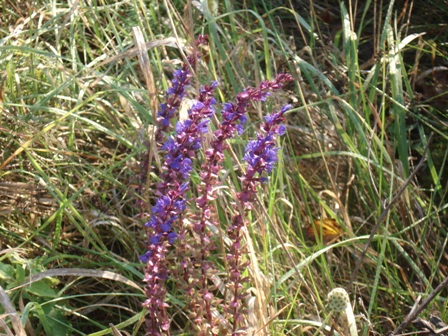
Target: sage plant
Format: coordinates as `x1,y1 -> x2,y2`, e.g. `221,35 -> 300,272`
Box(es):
140,35 -> 293,335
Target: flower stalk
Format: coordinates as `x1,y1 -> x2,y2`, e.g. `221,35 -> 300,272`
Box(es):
226,104 -> 292,335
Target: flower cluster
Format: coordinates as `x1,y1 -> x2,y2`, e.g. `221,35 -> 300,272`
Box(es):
136,36 -> 210,214
156,35 -> 209,142
239,104 -> 291,206
140,35 -> 293,336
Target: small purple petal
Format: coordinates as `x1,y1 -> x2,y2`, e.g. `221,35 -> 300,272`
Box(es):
150,234 -> 160,245
139,251 -> 152,263
281,104 -> 292,113
167,232 -> 177,244
278,125 -> 286,135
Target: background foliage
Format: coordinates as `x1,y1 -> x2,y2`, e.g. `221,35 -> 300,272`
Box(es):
0,0 -> 447,335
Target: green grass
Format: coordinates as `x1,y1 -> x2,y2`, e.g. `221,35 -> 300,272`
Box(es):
1,0 -> 447,335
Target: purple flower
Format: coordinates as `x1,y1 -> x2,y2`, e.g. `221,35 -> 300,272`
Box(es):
167,232 -> 177,244
157,69 -> 192,135
176,119 -> 193,134
278,124 -> 286,135
179,182 -> 189,192
161,138 -> 176,151
154,35 -> 210,144
152,196 -> 171,215
243,104 -> 291,177
174,198 -> 186,211
139,251 -> 151,263
243,138 -> 280,174
160,216 -> 176,232
144,216 -> 157,228
197,119 -> 210,133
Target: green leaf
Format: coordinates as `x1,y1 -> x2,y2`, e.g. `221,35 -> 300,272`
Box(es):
25,280 -> 57,298
0,262 -> 15,281
43,303 -> 72,336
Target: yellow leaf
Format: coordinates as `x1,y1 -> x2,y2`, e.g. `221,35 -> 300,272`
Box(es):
305,218 -> 343,244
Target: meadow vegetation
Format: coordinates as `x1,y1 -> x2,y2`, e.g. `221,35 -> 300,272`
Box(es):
0,0 -> 447,335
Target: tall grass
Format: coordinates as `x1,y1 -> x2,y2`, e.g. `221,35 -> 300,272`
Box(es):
0,0 -> 447,335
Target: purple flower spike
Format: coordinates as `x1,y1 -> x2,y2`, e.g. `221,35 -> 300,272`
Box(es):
244,104 -> 291,178
157,68 -> 192,137
225,104 -> 291,334
142,75 -> 218,335
155,35 -> 210,144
